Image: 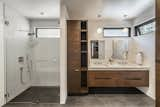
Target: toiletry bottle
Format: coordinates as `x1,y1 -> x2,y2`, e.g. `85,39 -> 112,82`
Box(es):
136,52 -> 143,65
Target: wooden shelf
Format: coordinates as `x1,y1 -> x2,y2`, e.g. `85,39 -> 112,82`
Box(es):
81,29 -> 87,31
81,51 -> 88,53
81,40 -> 87,42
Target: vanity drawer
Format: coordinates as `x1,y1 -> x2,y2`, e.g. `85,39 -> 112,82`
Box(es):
88,71 -> 149,87
88,71 -> 119,87
118,71 -> 149,87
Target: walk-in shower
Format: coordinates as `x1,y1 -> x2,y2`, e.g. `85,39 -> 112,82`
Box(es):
2,0 -> 60,104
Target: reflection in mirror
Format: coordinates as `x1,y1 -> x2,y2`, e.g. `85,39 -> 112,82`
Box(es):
91,40 -> 98,59
91,40 -> 105,59
99,40 -> 105,59
112,40 -> 128,60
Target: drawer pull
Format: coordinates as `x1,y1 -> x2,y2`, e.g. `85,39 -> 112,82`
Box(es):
95,77 -> 112,80
125,78 -> 142,80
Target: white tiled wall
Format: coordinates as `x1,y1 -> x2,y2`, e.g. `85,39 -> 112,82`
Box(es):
132,5 -> 155,99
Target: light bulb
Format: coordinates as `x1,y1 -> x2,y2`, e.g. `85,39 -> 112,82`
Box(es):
97,28 -> 102,34
122,28 -> 128,32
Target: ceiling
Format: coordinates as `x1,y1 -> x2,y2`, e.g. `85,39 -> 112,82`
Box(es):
64,0 -> 155,20
3,0 -> 60,19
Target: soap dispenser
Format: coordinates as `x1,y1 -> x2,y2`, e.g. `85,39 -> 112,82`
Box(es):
136,52 -> 144,65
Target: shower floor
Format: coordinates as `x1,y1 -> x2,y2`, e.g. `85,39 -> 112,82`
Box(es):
9,87 -> 60,104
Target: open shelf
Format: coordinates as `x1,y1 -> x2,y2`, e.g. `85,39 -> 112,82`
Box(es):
81,32 -> 87,40
81,21 -> 87,30
80,21 -> 88,92
81,42 -> 87,51
81,71 -> 87,87
81,53 -> 87,67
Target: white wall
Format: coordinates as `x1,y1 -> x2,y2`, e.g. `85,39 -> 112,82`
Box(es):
30,19 -> 60,86
60,0 -> 69,104
0,2 -> 6,106
4,4 -> 31,102
32,38 -> 60,86
132,5 -> 155,99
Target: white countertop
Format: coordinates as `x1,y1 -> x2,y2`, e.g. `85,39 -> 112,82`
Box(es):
88,64 -> 150,71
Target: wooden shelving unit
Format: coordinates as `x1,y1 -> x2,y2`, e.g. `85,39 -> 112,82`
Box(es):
80,21 -> 88,93
67,20 -> 88,95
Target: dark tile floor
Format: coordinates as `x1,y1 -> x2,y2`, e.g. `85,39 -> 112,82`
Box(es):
9,87 -> 60,104
4,94 -> 155,107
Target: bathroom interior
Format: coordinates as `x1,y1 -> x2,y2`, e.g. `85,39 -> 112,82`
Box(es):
0,0 -> 156,106
64,0 -> 155,103
1,0 -> 60,104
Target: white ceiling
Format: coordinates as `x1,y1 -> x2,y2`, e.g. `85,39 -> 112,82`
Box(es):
3,0 -> 60,19
64,0 -> 155,20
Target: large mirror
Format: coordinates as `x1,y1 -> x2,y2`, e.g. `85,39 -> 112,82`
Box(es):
90,39 -> 128,60
112,39 -> 129,60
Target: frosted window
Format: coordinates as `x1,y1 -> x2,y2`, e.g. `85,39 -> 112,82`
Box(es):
36,28 -> 60,38
135,19 -> 155,36
104,28 -> 130,37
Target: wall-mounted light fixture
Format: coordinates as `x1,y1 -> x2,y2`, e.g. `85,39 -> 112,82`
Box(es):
122,14 -> 129,33
122,27 -> 129,32
97,27 -> 102,34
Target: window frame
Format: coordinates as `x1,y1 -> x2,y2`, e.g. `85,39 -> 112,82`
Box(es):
103,27 -> 131,38
135,18 -> 155,36
35,27 -> 60,38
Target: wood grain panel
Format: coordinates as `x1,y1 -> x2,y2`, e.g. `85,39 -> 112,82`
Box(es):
119,71 -> 149,87
67,20 -> 81,94
88,71 -> 149,87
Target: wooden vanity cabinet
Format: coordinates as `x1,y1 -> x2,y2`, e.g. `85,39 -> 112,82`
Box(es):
88,71 -> 149,87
